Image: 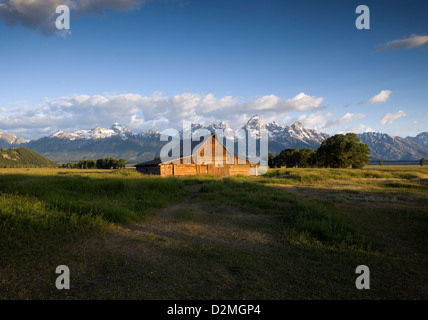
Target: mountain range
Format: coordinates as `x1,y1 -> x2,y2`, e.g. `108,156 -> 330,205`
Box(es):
1,116 -> 427,163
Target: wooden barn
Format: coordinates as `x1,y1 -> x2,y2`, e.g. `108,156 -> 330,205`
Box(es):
135,133 -> 259,177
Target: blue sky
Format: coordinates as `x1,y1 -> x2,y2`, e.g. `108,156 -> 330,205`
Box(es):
0,0 -> 427,140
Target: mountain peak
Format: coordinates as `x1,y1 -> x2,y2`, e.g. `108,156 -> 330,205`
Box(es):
291,121 -> 304,129
406,132 -> 428,147
0,130 -> 27,145
218,121 -> 230,128
244,115 -> 266,130
50,130 -> 73,139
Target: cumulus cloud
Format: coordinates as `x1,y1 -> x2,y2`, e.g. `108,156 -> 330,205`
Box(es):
380,110 -> 406,125
0,0 -> 69,35
0,91 -> 326,139
291,112 -> 366,132
360,90 -> 392,104
295,112 -> 332,130
0,0 -> 147,35
373,34 -> 428,52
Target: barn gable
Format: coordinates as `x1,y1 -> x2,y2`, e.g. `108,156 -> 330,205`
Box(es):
135,133 -> 259,177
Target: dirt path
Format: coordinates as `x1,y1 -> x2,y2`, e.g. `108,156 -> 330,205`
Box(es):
83,183 -> 273,266
133,184 -> 203,222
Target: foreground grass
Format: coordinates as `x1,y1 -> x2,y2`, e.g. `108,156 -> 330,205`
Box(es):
0,167 -> 427,299
0,169 -> 187,259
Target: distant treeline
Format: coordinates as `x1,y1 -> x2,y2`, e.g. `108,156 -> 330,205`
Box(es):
269,133 -> 371,169
61,157 -> 127,169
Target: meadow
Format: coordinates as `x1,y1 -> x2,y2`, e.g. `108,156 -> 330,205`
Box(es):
0,166 -> 427,299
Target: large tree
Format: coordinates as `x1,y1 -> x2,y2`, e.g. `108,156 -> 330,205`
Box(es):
316,133 -> 370,169
273,148 -> 300,168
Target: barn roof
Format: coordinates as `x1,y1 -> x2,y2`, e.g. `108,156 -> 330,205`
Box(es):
135,158 -> 162,166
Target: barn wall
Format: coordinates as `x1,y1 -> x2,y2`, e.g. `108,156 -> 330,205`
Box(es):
160,164 -> 173,176
137,135 -> 258,177
137,163 -> 257,177
172,164 -> 198,176
197,165 -> 208,175
228,164 -> 251,176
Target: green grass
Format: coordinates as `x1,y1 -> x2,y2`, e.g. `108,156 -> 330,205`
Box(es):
0,172 -> 186,223
263,166 -> 428,182
0,167 -> 427,299
199,178 -> 368,250
0,170 -> 188,260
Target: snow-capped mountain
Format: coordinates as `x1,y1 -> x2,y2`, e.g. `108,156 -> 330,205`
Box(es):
0,130 -> 26,148
50,123 -> 134,141
243,115 -> 266,131
358,132 -> 428,161
141,128 -> 160,137
266,120 -> 328,149
1,117 -> 427,163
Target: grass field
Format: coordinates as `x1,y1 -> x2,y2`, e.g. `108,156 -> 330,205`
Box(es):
0,166 -> 427,299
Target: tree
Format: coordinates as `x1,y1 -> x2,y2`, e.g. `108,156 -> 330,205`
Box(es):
297,148 -> 315,168
268,153 -> 275,168
104,157 -> 119,169
421,158 -> 425,166
273,148 -> 299,168
96,159 -> 105,169
378,160 -> 383,166
118,159 -> 127,169
66,162 -> 77,169
271,148 -> 317,168
86,160 -> 96,169
316,133 -> 370,169
77,160 -> 87,169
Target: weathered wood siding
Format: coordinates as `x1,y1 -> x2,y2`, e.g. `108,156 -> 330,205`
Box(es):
137,134 -> 258,177
193,135 -> 235,165
171,164 -> 198,176
228,164 -> 251,176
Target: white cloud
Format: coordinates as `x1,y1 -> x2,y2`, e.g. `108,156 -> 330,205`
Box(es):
361,90 -> 392,104
373,34 -> 428,52
380,110 -> 406,125
296,112 -> 332,129
0,91 -> 326,139
291,112 -> 366,132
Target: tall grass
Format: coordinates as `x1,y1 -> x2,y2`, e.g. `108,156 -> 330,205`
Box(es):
0,172 -> 188,256
199,178 -> 369,250
264,166 -> 427,180
0,193 -> 108,251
